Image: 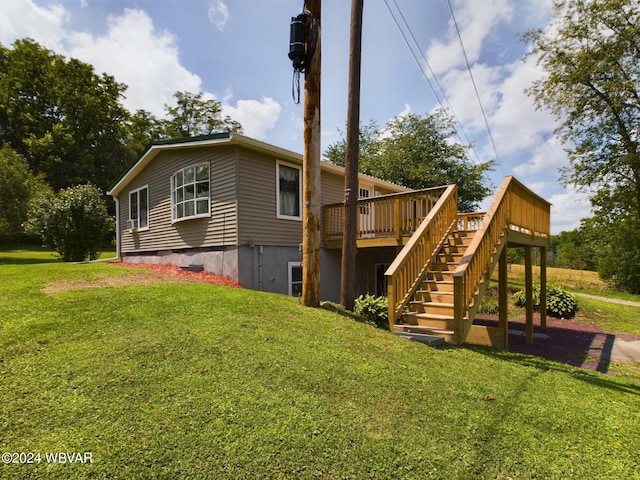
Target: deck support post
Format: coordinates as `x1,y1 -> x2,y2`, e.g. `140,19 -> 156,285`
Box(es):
540,246 -> 547,329
499,246 -> 509,350
524,245 -> 534,344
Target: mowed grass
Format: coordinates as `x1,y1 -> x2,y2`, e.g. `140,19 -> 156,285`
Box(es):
1,252 -> 639,479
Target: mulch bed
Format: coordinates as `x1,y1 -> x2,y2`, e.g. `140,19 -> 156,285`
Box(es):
475,314 -> 640,374
112,262 -> 243,288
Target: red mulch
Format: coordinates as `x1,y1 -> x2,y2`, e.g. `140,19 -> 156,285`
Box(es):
475,314 -> 640,374
113,262 -> 243,288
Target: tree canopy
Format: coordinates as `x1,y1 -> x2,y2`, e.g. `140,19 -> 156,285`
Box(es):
0,39 -> 131,193
325,111 -> 494,212
0,39 -> 244,195
525,0 -> 640,292
525,0 -> 640,219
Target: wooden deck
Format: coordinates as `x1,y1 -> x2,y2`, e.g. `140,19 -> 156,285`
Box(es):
322,176 -> 551,348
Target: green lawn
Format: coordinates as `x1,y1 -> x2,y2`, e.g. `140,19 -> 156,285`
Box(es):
1,251 -> 639,479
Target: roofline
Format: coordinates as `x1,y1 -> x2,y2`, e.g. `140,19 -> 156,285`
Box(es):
107,132 -> 407,197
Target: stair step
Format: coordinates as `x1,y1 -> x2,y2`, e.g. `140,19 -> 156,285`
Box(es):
394,332 -> 445,347
404,312 -> 455,330
410,301 -> 454,316
422,280 -> 454,293
394,323 -> 456,336
430,262 -> 458,272
427,271 -> 454,282
415,290 -> 454,302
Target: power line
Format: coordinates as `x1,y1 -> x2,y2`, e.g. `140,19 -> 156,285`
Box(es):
445,0 -> 504,176
382,0 -> 485,167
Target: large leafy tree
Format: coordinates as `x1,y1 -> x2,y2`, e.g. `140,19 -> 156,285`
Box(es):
325,111 -> 494,212
0,145 -> 51,241
0,39 -> 131,193
525,0 -> 640,292
162,91 -> 241,138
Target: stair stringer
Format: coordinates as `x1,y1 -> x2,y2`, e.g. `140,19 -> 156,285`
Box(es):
455,226 -> 508,345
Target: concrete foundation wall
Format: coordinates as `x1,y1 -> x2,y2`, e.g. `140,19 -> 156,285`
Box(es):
121,245 -> 397,303
122,247 -> 239,280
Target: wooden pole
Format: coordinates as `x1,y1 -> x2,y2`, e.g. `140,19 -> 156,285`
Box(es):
540,246 -> 547,329
524,245 -> 534,345
302,0 -> 321,307
499,246 -> 509,350
340,0 -> 364,311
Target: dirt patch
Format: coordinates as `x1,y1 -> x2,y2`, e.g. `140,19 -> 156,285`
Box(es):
476,314 -> 640,377
42,262 -> 242,293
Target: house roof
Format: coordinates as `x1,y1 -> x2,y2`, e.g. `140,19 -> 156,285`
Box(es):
107,132 -> 408,197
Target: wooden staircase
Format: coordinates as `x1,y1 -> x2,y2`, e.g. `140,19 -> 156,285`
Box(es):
393,230 -> 474,344
385,176 -> 551,347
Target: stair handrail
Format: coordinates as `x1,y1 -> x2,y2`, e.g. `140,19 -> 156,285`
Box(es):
385,184 -> 458,329
452,176 -> 551,341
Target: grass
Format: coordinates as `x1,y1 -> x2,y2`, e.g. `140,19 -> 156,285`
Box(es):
1,251 -> 639,479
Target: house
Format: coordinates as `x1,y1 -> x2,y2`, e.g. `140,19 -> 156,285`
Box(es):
108,131 -> 551,349
107,131 -> 408,302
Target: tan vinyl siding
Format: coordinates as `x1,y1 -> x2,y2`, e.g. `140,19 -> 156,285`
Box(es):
119,146 -> 237,253
236,151 -> 296,246
235,152 -> 350,247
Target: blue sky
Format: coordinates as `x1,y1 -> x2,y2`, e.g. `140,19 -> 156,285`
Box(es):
1,0 -> 592,233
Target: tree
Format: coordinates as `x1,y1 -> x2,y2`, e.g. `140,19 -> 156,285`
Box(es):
525,0 -> 640,292
0,145 -> 51,241
162,91 -> 242,138
0,39 -> 131,193
25,184 -> 113,262
126,109 -> 165,158
325,111 -> 494,212
550,228 -> 596,271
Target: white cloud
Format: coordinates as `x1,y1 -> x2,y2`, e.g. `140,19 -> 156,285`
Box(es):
0,0 -> 69,51
67,9 -> 202,117
425,0 -> 513,75
548,186 -> 592,233
223,97 -> 281,140
208,0 -> 229,32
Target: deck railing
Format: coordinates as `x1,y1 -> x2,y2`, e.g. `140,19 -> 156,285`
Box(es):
453,176 -> 551,341
323,186 -> 449,244
384,185 -> 458,325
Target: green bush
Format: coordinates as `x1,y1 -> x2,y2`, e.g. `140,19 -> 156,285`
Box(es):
25,184 -> 113,262
478,298 -> 499,315
512,283 -> 578,319
354,294 -> 389,329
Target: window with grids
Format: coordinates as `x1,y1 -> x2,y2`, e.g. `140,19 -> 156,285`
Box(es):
171,163 -> 210,222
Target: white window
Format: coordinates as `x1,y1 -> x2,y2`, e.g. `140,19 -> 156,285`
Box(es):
171,163 -> 210,222
129,186 -> 149,231
288,261 -> 302,297
277,161 -> 301,220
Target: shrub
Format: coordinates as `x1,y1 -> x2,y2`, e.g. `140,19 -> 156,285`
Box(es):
25,184 -> 113,262
354,294 -> 389,329
545,285 -> 578,318
512,283 -> 577,319
478,298 -> 499,315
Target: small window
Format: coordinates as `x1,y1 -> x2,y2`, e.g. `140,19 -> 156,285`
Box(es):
171,163 -> 210,222
288,262 -> 303,297
129,186 -> 149,231
277,161 -> 301,220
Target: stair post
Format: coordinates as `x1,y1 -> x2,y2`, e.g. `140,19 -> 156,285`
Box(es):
453,274 -> 464,343
394,197 -> 402,243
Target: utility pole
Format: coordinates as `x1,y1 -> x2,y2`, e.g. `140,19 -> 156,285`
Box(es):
302,0 -> 321,307
340,0 -> 364,311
